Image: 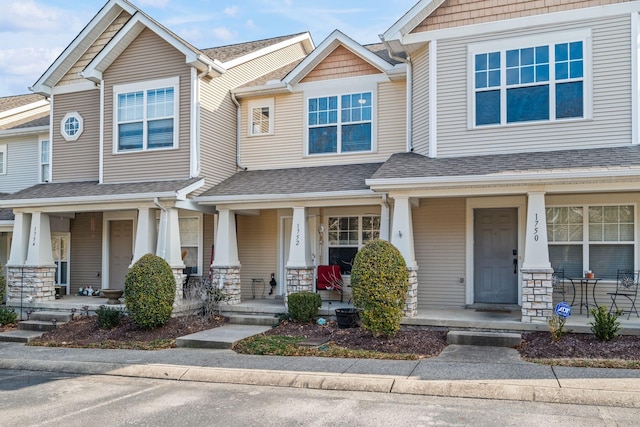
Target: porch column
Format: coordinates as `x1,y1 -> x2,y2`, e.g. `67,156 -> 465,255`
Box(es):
380,196 -> 390,241
7,212 -> 56,304
391,196 -> 418,317
521,192 -> 553,323
286,207 -> 314,297
212,209 -> 241,305
156,207 -> 185,301
132,207 -> 158,264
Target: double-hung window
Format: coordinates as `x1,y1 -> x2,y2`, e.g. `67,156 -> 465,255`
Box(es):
39,139 -> 50,182
0,144 -> 6,175
547,205 -> 634,280
248,98 -> 274,136
471,30 -> 588,127
308,92 -> 372,154
327,215 -> 380,274
115,77 -> 179,152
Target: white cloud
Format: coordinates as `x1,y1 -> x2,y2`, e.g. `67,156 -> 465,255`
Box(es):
0,1 -> 66,33
245,19 -> 258,30
224,6 -> 239,17
211,27 -> 237,42
0,47 -> 62,94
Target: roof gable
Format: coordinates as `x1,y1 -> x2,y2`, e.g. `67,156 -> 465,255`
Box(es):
300,45 -> 381,83
381,0 -> 446,48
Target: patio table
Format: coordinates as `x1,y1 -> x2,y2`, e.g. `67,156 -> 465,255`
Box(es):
569,277 -> 600,316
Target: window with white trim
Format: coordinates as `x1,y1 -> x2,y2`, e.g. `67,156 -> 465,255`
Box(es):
547,205 -> 634,280
248,98 -> 274,136
114,77 -> 179,152
327,215 -> 380,274
471,31 -> 588,127
60,112 -> 83,141
180,217 -> 200,274
0,144 -> 6,175
39,139 -> 50,182
308,92 -> 372,154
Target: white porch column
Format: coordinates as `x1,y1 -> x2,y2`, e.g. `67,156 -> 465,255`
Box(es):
286,207 -> 314,296
380,196 -> 390,241
25,212 -> 54,267
391,196 -> 418,317
212,209 -> 241,304
133,207 -> 158,264
522,192 -> 551,270
7,212 -> 31,266
156,207 -> 184,269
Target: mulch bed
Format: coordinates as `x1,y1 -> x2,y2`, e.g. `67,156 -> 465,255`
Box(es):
519,332 -> 640,360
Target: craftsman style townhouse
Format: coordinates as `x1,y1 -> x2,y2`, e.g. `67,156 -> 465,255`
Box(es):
4,0 -> 640,324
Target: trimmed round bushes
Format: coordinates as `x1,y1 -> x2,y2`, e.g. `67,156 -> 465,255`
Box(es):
350,239 -> 408,336
124,253 -> 176,329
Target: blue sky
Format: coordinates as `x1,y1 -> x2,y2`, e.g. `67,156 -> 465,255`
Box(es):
0,0 -> 417,96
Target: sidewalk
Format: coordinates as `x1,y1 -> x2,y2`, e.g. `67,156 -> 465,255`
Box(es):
1,331 -> 640,408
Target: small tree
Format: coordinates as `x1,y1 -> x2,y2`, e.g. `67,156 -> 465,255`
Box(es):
124,253 -> 176,329
350,239 -> 408,336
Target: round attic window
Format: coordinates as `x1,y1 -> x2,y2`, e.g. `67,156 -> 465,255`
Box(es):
60,112 -> 83,141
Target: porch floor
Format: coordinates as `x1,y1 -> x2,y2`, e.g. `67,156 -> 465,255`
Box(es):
7,296 -> 640,335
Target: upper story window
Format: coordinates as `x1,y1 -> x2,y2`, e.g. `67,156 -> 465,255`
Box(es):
308,92 -> 372,155
471,30 -> 589,127
60,112 -> 83,141
248,98 -> 274,136
0,144 -> 6,175
39,139 -> 50,183
114,77 -> 179,152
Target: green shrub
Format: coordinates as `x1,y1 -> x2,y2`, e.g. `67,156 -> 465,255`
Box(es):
287,292 -> 322,322
0,265 -> 6,303
589,305 -> 622,341
0,307 -> 17,326
548,315 -> 571,342
350,239 -> 408,336
124,253 -> 175,329
95,305 -> 124,329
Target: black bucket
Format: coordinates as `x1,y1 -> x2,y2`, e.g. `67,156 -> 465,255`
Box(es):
335,308 -> 360,329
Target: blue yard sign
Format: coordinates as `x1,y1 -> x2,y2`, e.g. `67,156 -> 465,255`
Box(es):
555,301 -> 571,318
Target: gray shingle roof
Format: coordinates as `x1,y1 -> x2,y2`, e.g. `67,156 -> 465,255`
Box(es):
200,163 -> 384,198
1,178 -> 202,201
1,112 -> 50,130
371,146 -> 640,181
201,33 -> 308,64
0,209 -> 14,221
364,43 -> 404,65
0,94 -> 45,114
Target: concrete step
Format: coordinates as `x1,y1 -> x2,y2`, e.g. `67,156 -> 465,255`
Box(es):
18,320 -> 61,332
0,329 -> 46,343
446,330 -> 522,347
29,311 -> 73,323
176,324 -> 272,349
227,314 -> 280,327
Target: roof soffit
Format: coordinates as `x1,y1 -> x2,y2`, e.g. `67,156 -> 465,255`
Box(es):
381,0 -> 446,47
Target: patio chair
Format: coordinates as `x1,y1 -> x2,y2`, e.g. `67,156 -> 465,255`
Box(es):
552,269 -> 574,306
607,269 -> 639,319
316,265 -> 343,302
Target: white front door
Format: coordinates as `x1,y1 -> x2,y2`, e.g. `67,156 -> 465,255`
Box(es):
51,233 -> 70,295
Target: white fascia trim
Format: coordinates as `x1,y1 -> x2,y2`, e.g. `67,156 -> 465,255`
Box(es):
428,40 -> 437,158
1,191 -> 180,209
195,189 -> 376,204
232,82 -> 291,98
0,126 -> 49,138
366,168 -> 640,189
382,0 -> 445,43
222,32 -> 314,69
30,0 -> 136,94
401,2 -> 640,45
99,79 -> 105,183
51,82 -> 98,95
176,178 -> 205,201
284,30 -> 395,85
633,12 -> 639,146
0,100 -> 49,120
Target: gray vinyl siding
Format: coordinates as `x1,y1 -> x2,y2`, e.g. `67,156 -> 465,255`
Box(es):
411,45 -> 430,156
237,210 -> 278,301
0,135 -> 42,193
413,198 -> 466,308
52,90 -> 101,182
102,29 -> 192,183
434,14 -> 632,157
239,80 -> 407,169
70,212 -> 103,295
199,42 -> 308,189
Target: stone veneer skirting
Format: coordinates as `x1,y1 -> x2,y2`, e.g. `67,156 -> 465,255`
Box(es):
521,268 -> 554,323
404,268 -> 418,318
211,266 -> 241,305
6,266 -> 57,303
171,268 -> 185,303
286,267 -> 314,296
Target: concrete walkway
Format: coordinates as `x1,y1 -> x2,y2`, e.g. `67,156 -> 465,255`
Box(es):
1,324 -> 639,408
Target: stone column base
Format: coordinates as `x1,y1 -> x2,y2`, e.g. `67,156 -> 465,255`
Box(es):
212,266 -> 241,305
286,267 -> 314,296
521,268 -> 554,323
404,267 -> 419,317
171,268 -> 185,304
6,265 -> 57,303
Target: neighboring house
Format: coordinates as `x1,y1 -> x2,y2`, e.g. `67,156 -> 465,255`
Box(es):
0,94 -> 50,272
1,0 -> 313,305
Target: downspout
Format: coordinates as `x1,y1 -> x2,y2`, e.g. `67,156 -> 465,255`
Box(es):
231,92 -> 248,171
153,197 -> 168,259
380,36 -> 413,152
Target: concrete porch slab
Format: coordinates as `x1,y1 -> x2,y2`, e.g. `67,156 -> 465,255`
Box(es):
175,324 -> 271,349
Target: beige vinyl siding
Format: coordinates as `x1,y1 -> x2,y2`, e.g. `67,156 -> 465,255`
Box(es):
0,233 -> 9,272
237,210 -> 278,301
412,0 -> 630,33
70,212 -> 103,295
102,29 -> 191,183
413,198 -> 466,308
59,11 -> 132,87
411,45 -> 430,156
0,135 -> 42,192
52,90 -> 101,181
201,213 -> 215,276
199,42 -> 308,190
240,80 -> 406,169
435,14 -> 631,157
301,46 -> 381,83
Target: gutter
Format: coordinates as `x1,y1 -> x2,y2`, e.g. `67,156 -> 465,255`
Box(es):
231,92 -> 248,171
0,126 -> 49,138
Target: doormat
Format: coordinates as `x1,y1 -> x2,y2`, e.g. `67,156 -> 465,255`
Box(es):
475,309 -> 512,313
